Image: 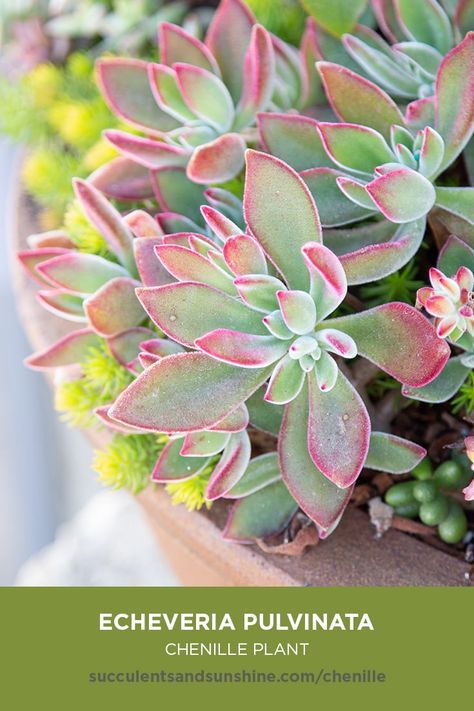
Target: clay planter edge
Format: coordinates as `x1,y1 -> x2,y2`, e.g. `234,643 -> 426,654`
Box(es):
11,182 -> 472,587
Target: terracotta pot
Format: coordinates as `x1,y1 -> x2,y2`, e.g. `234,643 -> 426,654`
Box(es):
11,186 -> 472,587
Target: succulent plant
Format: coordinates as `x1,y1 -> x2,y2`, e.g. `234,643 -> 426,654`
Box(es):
101,150 -> 446,536
96,0 -> 315,192
17,0 -> 474,546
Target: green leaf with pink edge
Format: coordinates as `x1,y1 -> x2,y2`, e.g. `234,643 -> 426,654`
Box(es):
151,168 -> 205,225
223,235 -> 267,276
278,382 -> 352,531
124,210 -> 162,238
36,253 -> 129,295
156,212 -> 202,235
405,97 -> 435,132
244,151 -> 321,291
302,0 -> 368,37
307,369 -> 370,488
323,302 -> 450,387
365,432 -> 426,473
418,127 -> 445,179
395,0 -> 453,54
205,0 -> 254,102
27,230 -> 75,250
90,158 -> 154,203
317,62 -> 405,140
342,34 -> 421,97
140,338 -> 185,358
104,130 -> 188,170
154,244 -> 235,295
206,430 -> 251,499
96,58 -> 178,134
455,0 -> 474,35
25,329 -> 101,370
300,17 -> 325,107
95,405 -> 149,434
335,176 -> 377,210
37,290 -> 86,322
339,218 -> 425,285
174,63 -> 234,133
435,32 -> 474,170
84,277 -> 144,337
247,386 -> 283,435
186,133 -> 246,184
264,355 -> 305,405
402,357 -> 470,403
18,248 -> 71,286
208,404 -> 249,433
302,168 -> 374,227
224,452 -> 281,499
195,329 -> 288,367
107,327 -> 154,368
159,22 -> 220,74
137,282 -> 267,347
318,122 -> 395,175
148,64 -> 197,122
323,220 -> 397,256
435,187 -> 474,225
73,179 -> 135,274
223,480 -> 298,543
438,235 -> 474,276
366,168 -> 436,223
133,237 -> 172,288
301,242 -> 347,321
234,274 -> 286,313
151,438 -> 211,482
201,206 -> 241,242
109,352 -> 272,433
429,206 -> 474,248
204,188 -> 244,227
234,25 -> 274,131
276,290 -> 316,335
257,113 -> 333,172
180,431 -> 230,457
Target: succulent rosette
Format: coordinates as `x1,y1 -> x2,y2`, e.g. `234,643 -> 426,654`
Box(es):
94,0 -> 314,198
102,150 -> 448,537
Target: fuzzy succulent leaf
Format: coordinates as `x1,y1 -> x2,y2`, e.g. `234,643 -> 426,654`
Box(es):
395,0 -> 453,54
365,432 -> 426,473
151,168 -> 205,225
195,329 -> 288,367
96,58 -> 178,134
307,369 -> 370,487
365,168 -> 436,223
73,179 -> 135,273
302,0 -> 368,37
323,303 -> 450,387
339,219 -> 425,285
438,234 -> 474,275
435,32 -> 474,170
434,187 -> 474,225
90,158 -> 155,203
223,480 -> 298,543
278,381 -> 352,531
109,352 -> 272,433
186,133 -> 246,184
174,63 -> 235,133
107,327 -> 155,368
234,24 -> 275,131
104,129 -> 188,171
133,237 -> 173,288
225,452 -> 281,499
180,431 -> 230,457
151,438 -> 211,482
137,282 -> 267,347
36,252 -> 129,295
257,113 -> 333,171
25,329 -> 101,370
302,167 -> 374,227
154,244 -> 235,294
159,21 -> 220,74
244,150 -> 321,290
402,357 -> 470,403
301,242 -> 347,320
317,62 -> 405,140
37,290 -> 86,322
318,122 -> 395,175
264,355 -> 306,405
206,430 -> 251,499
246,386 -> 283,435
84,277 -> 144,337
